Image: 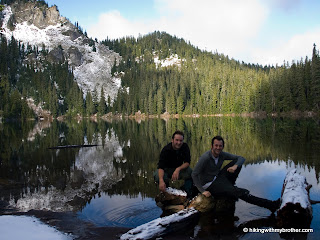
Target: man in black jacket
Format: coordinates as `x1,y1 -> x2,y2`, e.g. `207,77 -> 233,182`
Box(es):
154,130 -> 193,196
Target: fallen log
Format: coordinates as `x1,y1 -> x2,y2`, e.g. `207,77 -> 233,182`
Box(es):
155,187 -> 188,207
120,208 -> 199,240
48,144 -> 98,149
121,188 -> 235,239
155,187 -> 189,216
188,193 -> 235,214
277,169 -> 312,228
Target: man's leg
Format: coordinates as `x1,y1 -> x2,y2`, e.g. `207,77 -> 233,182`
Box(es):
207,168 -> 279,212
178,167 -> 193,197
217,161 -> 279,212
206,174 -> 241,199
238,191 -> 280,213
218,160 -> 242,185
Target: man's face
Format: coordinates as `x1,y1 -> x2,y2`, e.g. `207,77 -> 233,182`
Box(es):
171,134 -> 184,150
211,139 -> 224,157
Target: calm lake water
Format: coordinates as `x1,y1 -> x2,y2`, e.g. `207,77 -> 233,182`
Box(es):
1,117 -> 320,239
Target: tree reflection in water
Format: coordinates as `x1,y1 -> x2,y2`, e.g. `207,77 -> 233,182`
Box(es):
0,117 -> 319,239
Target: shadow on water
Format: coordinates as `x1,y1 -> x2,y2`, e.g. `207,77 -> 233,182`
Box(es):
0,117 -> 320,239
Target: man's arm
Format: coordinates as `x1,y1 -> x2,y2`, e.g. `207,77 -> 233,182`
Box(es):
191,155 -> 206,194
227,164 -> 238,173
172,143 -> 191,181
158,168 -> 166,192
171,162 -> 189,181
223,152 -> 245,173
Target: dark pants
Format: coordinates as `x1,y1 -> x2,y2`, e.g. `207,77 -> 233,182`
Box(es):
206,160 -> 244,199
154,167 -> 193,196
206,161 -> 278,212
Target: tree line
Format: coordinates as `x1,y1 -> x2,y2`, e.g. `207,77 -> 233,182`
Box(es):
103,31 -> 320,116
1,26 -> 320,121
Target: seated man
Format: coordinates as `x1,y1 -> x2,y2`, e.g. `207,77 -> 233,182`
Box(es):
154,130 -> 193,196
192,135 -> 280,213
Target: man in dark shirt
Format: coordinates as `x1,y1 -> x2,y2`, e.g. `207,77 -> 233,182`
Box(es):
154,130 -> 193,196
192,135 -> 280,213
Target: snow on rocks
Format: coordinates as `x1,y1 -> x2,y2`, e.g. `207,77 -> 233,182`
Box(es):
154,54 -> 185,68
166,187 -> 187,197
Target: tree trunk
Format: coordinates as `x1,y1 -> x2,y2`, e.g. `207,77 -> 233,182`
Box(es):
277,169 -> 312,228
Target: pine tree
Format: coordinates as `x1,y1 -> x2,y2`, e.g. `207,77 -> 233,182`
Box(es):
98,87 -> 107,116
85,91 -> 95,116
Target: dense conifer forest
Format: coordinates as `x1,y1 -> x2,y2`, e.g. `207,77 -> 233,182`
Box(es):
1,0 -> 320,120
103,31 -> 320,116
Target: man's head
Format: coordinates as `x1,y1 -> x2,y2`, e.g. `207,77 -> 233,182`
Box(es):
171,130 -> 184,150
211,136 -> 224,157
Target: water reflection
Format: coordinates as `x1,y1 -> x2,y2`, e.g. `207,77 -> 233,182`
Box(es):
78,193 -> 162,228
1,122 -> 127,212
1,117 -> 320,239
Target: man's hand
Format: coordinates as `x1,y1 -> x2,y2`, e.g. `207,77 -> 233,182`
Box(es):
159,180 -> 166,192
171,168 -> 180,181
202,191 -> 211,197
227,164 -> 238,173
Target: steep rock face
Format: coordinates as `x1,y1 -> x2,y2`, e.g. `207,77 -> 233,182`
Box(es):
9,2 -> 61,29
48,46 -> 65,63
68,46 -> 83,67
0,2 -> 122,102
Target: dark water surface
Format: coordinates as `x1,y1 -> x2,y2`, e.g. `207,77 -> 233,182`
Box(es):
1,117 -> 320,239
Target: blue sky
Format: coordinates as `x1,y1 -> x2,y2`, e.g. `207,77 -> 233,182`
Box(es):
46,0 -> 320,66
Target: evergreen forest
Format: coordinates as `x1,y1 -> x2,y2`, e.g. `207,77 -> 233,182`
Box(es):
104,31 -> 320,116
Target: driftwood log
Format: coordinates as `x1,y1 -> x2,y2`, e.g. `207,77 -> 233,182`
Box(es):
121,187 -> 235,240
277,169 -> 312,228
120,208 -> 199,240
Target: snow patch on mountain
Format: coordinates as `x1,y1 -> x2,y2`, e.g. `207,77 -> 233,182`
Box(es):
0,5 -> 121,103
154,54 -> 185,68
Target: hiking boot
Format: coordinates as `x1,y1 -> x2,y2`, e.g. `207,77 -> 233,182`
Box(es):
240,192 -> 281,213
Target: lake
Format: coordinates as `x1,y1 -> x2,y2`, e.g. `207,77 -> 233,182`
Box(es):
0,117 -> 320,239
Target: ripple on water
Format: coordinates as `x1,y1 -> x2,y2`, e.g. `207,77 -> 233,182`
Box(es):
77,193 -> 162,228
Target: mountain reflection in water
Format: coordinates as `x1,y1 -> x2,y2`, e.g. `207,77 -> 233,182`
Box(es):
0,117 -> 320,239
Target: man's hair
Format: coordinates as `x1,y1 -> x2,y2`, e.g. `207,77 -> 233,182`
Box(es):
211,135 -> 224,147
172,130 -> 184,139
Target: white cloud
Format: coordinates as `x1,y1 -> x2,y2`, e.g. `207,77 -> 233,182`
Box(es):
251,28 -> 320,66
88,0 -> 268,55
87,10 -> 152,40
153,0 -> 269,58
87,0 -> 317,66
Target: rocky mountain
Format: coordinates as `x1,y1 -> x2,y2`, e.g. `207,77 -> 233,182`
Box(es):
0,1 -> 122,102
